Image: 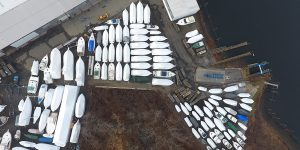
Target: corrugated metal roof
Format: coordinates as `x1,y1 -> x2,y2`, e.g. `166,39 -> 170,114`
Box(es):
162,0 -> 200,21
0,0 -> 85,50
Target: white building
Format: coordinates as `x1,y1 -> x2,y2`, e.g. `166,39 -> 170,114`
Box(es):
162,0 -> 200,21
0,0 -> 96,56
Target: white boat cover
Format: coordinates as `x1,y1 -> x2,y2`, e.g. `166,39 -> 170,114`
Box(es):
33,107 -> 41,124
53,85 -> 79,147
150,30 -> 161,35
75,57 -> 85,86
122,9 -> 129,26
43,68 -> 53,84
208,98 -> 219,106
123,26 -> 130,43
101,63 -> 108,80
12,147 -> 29,150
116,24 -> 123,43
77,37 -> 85,56
192,111 -> 200,121
130,35 -> 149,42
241,98 -> 254,104
129,24 -> 145,29
75,94 -> 85,118
131,70 -> 151,76
184,117 -> 192,127
210,95 -> 222,100
17,99 -> 24,111
185,30 -> 199,38
130,2 -> 136,23
240,103 -> 252,112
131,63 -> 151,69
116,63 -> 123,81
19,141 -> 36,148
116,43 -> 123,62
44,88 -> 54,109
150,42 -> 170,49
214,118 -> 226,131
123,64 -> 130,81
131,49 -> 151,55
62,49 -> 74,81
131,56 -> 152,62
180,103 -> 189,115
153,56 -> 173,63
187,34 -> 203,44
130,29 -> 149,35
136,1 -> 144,23
151,49 -> 172,56
34,143 -> 60,150
194,105 -> 204,117
18,97 -> 32,126
149,36 -> 167,42
130,42 -> 149,49
223,99 -> 238,106
46,113 -> 58,134
144,5 -> 151,24
108,44 -> 115,62
198,86 -> 208,92
102,30 -> 109,46
201,121 -> 209,131
224,85 -> 239,92
93,25 -> 108,31
109,25 -> 115,43
102,46 -> 108,62
51,86 -> 65,111
50,48 -> 62,79
224,107 -> 237,115
216,107 -> 227,116
184,102 -> 192,111
38,84 -> 48,103
208,88 -> 223,94
31,60 -> 39,76
70,120 -> 81,143
38,108 -> 50,132
204,117 -> 215,129
204,101 -> 214,110
123,44 -> 131,62
192,128 -> 200,139
108,63 -> 115,80
95,46 -> 102,62
238,93 -> 251,98
152,78 -> 173,86
203,106 -> 213,118
175,105 -> 181,112
152,63 -> 175,70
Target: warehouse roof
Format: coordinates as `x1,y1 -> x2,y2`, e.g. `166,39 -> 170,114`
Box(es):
0,0 -> 85,50
162,0 -> 200,21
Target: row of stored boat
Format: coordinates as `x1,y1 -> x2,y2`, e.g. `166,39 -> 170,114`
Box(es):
81,1 -> 175,86
173,83 -> 254,150
13,84 -> 85,149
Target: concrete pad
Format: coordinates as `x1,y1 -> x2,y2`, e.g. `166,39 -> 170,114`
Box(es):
48,32 -> 68,47
62,0 -> 137,36
28,43 -> 51,59
16,53 -> 28,64
24,57 -> 35,71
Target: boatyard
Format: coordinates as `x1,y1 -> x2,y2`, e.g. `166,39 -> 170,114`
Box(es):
0,0 -> 299,150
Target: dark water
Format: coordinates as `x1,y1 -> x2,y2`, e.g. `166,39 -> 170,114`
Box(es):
204,0 -> 300,139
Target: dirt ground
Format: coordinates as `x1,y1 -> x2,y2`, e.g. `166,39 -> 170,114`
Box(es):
80,87 -> 205,150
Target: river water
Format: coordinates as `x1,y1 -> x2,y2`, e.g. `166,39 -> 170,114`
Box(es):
203,0 -> 300,139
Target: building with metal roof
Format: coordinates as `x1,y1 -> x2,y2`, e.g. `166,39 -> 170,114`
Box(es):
162,0 -> 200,21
